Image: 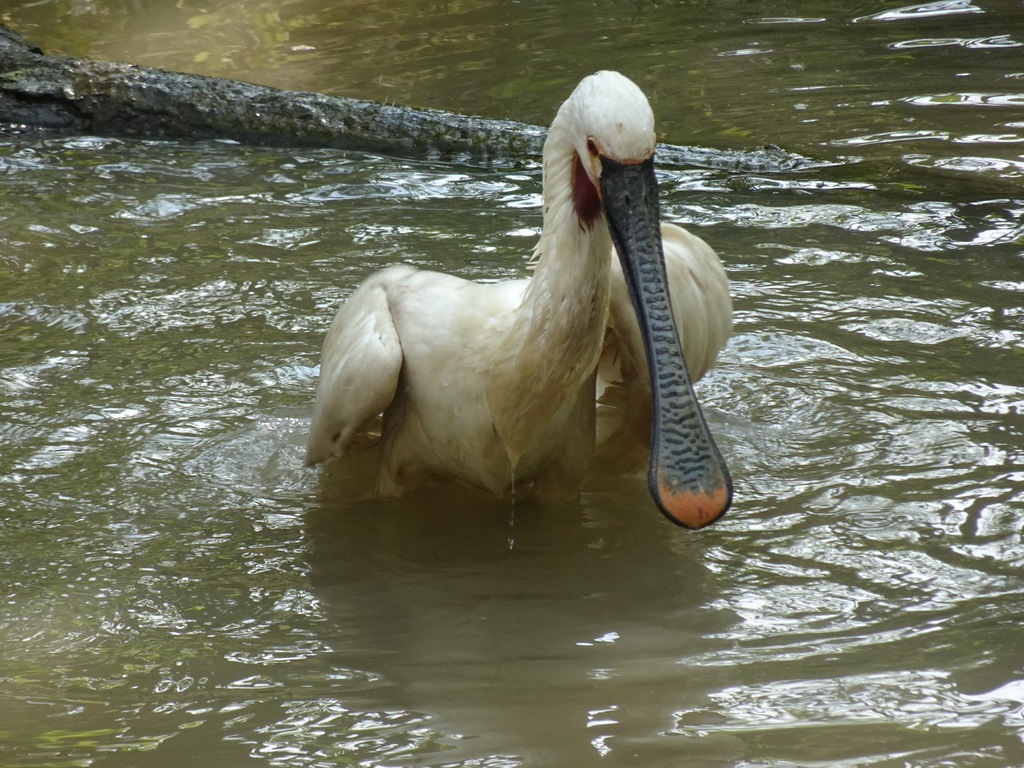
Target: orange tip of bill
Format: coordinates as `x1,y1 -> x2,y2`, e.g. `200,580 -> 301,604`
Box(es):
656,480 -> 730,530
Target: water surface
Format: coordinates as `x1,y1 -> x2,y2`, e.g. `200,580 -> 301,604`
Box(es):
1,1 -> 1023,766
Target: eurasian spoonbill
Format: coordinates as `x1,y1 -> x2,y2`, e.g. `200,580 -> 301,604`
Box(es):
306,71 -> 733,528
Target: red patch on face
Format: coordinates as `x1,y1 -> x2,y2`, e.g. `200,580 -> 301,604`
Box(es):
572,153 -> 602,228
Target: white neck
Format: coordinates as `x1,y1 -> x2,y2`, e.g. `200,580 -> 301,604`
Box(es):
486,123 -> 613,467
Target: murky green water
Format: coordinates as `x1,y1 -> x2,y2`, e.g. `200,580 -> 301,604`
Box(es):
2,1 -> 1023,766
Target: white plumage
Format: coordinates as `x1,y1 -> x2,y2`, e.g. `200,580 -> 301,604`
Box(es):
307,71 -> 733,528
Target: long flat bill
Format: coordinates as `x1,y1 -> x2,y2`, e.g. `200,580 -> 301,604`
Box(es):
600,154 -> 733,529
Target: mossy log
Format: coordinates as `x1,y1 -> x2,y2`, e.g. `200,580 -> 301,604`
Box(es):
0,25 -> 811,171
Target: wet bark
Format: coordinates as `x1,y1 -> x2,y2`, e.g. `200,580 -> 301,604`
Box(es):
0,25 -> 811,171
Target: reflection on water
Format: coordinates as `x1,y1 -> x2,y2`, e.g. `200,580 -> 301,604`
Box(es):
304,488 -> 725,765
2,0 -> 1024,765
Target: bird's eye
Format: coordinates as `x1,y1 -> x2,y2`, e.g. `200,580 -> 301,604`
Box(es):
586,138 -> 599,157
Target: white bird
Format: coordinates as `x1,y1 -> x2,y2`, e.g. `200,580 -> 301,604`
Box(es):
306,71 -> 732,529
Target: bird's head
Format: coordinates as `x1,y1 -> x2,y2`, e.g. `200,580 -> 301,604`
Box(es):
553,71 -> 657,227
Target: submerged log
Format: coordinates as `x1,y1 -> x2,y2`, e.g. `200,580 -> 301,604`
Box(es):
0,26 -> 546,161
0,25 -> 812,171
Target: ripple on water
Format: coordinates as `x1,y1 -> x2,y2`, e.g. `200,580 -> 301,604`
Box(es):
1,118 -> 1023,766
853,1 -> 986,24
